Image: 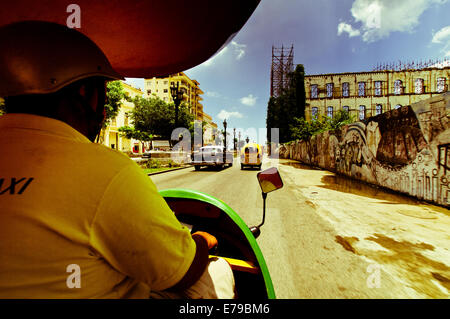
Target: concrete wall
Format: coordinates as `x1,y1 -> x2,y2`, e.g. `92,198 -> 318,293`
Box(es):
279,92 -> 450,207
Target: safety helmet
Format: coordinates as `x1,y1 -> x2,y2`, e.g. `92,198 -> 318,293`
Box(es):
0,21 -> 123,97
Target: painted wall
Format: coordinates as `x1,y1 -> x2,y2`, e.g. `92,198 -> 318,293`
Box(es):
279,92 -> 450,207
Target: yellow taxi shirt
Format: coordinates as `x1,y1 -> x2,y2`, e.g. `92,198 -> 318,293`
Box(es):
0,113 -> 196,298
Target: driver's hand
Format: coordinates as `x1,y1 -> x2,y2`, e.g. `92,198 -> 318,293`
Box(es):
192,231 -> 218,250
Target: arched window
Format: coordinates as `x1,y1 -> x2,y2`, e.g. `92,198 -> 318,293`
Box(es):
342,82 -> 350,97
326,83 -> 333,98
374,81 -> 382,96
311,107 -> 318,119
394,80 -> 403,95
359,105 -> 366,120
311,85 -> 318,99
414,78 -> 424,94
437,77 -> 446,93
375,104 -> 382,115
327,106 -> 334,118
358,82 -> 366,97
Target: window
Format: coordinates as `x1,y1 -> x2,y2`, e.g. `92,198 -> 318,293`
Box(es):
312,107 -> 318,119
437,77 -> 446,93
343,105 -> 349,113
374,81 -> 382,96
311,85 -> 318,99
394,80 -> 403,95
147,89 -> 151,94
359,105 -> 366,120
163,89 -> 168,93
375,104 -> 382,115
358,82 -> 366,97
326,83 -> 333,98
415,78 -> 424,94
342,82 -> 350,97
327,106 -> 334,118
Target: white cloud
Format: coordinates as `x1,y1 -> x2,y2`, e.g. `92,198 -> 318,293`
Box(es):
432,25 -> 450,43
240,94 -> 257,106
337,22 -> 361,37
338,0 -> 448,43
231,41 -> 247,60
199,41 -> 246,67
217,109 -> 243,120
206,91 -> 221,98
431,25 -> 450,57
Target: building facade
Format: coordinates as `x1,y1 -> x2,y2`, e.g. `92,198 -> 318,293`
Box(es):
145,72 -> 218,147
305,67 -> 450,121
99,81 -> 145,153
201,112 -> 218,146
144,72 -> 209,121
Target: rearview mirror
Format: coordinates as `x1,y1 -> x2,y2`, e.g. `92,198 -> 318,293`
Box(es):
257,167 -> 283,194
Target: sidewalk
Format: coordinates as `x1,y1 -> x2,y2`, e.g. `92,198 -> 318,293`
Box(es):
146,164 -> 192,176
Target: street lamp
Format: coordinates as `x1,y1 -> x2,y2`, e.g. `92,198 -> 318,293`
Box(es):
223,118 -> 227,164
233,128 -> 236,154
170,82 -> 184,128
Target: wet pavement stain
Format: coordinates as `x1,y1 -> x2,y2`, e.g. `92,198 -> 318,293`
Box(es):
431,272 -> 450,290
281,161 -> 322,171
335,236 -> 359,254
363,234 -> 449,298
305,200 -> 317,208
320,174 -> 420,205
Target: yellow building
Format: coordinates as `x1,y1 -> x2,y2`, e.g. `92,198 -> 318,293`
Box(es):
144,72 -> 206,121
201,113 -> 218,146
305,66 -> 449,121
99,81 -> 145,153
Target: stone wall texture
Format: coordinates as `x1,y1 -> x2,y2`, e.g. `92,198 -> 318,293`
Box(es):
279,92 -> 450,207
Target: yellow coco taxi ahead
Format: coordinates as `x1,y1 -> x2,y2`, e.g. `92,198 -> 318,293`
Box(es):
240,143 -> 263,170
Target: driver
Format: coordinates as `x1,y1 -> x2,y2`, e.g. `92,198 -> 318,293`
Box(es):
0,21 -> 234,299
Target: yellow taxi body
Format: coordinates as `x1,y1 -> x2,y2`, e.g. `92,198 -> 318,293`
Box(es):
240,143 -> 263,170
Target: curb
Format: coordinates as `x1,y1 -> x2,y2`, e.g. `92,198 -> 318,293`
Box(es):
147,165 -> 193,176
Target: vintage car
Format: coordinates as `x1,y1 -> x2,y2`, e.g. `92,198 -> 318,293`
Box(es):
240,143 -> 263,170
191,145 -> 234,170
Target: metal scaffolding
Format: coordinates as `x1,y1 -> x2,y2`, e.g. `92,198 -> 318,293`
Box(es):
372,57 -> 450,72
270,45 -> 294,98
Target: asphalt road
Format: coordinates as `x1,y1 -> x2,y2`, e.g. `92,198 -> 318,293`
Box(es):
150,158 -> 450,299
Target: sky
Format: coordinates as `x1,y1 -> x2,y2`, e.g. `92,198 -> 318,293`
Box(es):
126,0 -> 450,144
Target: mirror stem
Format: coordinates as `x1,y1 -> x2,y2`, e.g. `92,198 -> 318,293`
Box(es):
250,192 -> 267,238
258,192 -> 267,228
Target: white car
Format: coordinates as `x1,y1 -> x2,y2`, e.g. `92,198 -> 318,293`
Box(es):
191,146 -> 233,170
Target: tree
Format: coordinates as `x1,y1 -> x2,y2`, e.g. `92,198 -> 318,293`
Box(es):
118,126 -> 152,143
289,109 -> 355,141
104,80 -> 127,128
266,64 -> 306,144
121,95 -> 194,144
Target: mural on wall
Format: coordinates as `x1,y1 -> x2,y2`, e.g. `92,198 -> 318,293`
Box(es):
280,93 -> 450,207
